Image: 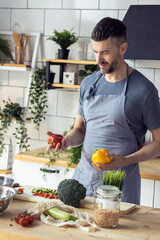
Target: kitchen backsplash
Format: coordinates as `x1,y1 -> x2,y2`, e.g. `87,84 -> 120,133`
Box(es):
0,0 -> 160,157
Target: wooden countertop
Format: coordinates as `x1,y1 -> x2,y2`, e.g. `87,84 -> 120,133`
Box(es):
1,199 -> 160,240
14,147 -> 160,180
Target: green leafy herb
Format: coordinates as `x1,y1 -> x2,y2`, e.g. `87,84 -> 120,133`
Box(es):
63,125 -> 82,168
101,170 -> 126,191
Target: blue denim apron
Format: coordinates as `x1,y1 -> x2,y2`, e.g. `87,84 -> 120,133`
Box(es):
73,66 -> 141,204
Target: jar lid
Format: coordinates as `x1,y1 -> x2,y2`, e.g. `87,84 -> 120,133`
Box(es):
96,185 -> 121,197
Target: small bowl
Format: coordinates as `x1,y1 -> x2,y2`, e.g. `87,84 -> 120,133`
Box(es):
0,176 -> 14,187
0,186 -> 16,216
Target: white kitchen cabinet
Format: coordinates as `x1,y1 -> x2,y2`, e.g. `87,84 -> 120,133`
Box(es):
140,178 -> 154,207
12,159 -> 75,188
154,181 -> 160,208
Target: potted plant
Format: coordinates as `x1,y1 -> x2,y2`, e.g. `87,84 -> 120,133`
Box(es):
47,29 -> 78,59
0,37 -> 14,63
78,64 -> 97,78
0,99 -> 30,156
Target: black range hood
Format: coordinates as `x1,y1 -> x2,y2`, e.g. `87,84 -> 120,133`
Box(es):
123,5 -> 160,60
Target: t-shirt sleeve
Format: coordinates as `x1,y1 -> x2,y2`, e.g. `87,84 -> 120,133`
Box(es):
142,87 -> 160,130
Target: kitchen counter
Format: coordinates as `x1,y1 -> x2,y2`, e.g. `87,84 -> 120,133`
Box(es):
14,147 -> 160,180
0,199 -> 160,240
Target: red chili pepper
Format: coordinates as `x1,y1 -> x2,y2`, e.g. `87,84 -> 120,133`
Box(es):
47,132 -> 63,149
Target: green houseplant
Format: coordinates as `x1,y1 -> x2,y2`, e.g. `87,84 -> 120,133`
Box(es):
0,37 -> 14,63
47,29 -> 78,59
0,99 -> 30,156
29,65 -> 54,130
79,64 -> 97,77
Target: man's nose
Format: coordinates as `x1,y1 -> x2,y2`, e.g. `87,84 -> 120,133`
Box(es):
96,52 -> 102,63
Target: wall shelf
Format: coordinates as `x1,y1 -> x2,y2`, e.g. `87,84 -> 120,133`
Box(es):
43,59 -> 97,89
43,59 -> 97,65
50,83 -> 80,89
0,63 -> 31,71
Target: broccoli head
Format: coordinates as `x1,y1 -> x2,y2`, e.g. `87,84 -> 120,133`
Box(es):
58,179 -> 86,208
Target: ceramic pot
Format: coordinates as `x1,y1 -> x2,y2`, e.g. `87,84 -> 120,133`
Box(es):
58,49 -> 70,59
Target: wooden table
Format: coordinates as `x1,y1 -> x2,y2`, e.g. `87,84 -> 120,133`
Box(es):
0,199 -> 160,240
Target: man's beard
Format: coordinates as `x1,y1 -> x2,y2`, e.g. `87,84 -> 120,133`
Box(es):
100,56 -> 120,74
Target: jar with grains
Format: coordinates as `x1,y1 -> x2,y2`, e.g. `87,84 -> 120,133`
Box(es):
94,185 -> 122,228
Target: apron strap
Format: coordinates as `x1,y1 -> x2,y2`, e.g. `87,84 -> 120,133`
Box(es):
122,63 -> 129,95
86,73 -> 103,100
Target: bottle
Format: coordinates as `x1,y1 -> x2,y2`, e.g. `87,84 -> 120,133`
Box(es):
86,41 -> 95,60
94,185 -> 122,228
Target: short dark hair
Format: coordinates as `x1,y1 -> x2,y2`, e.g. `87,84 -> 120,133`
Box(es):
91,17 -> 126,46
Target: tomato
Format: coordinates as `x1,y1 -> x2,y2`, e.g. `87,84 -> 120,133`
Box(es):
14,214 -> 21,224
38,192 -> 44,197
26,215 -> 34,224
54,195 -> 58,199
19,217 -> 29,227
33,192 -> 38,196
17,188 -> 24,194
48,194 -> 53,199
44,193 -> 49,198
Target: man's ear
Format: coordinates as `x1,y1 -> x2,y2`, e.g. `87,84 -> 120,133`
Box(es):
120,42 -> 128,55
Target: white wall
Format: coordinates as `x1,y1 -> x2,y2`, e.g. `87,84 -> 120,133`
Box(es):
0,0 -> 160,156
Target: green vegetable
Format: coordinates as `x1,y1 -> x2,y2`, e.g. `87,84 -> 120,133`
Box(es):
43,207 -> 78,221
58,179 -> 86,208
101,170 -> 126,191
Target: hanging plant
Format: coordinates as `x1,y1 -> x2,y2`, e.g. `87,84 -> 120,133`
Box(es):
0,99 -> 30,156
29,66 -> 52,130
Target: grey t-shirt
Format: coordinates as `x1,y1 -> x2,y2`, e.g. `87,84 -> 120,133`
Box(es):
78,69 -> 160,146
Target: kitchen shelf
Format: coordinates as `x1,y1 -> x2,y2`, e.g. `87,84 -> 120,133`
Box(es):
50,83 -> 80,89
0,169 -> 12,174
0,31 -> 41,154
0,63 -> 31,71
43,59 -> 97,89
43,59 -> 97,65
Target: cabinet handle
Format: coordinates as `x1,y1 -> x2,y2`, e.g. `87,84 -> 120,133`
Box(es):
40,168 -> 60,174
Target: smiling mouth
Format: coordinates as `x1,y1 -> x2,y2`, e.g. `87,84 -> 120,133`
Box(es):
100,64 -> 107,69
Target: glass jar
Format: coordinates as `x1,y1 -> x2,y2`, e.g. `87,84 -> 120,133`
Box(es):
94,185 -> 122,228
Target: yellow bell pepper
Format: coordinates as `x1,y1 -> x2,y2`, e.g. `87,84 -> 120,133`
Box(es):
92,149 -> 111,167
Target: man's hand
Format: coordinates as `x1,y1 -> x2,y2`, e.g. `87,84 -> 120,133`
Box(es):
92,153 -> 126,171
46,131 -> 69,152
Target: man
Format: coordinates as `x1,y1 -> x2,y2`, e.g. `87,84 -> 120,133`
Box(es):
48,17 -> 160,204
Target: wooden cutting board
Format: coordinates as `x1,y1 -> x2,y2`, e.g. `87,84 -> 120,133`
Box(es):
14,185 -> 136,215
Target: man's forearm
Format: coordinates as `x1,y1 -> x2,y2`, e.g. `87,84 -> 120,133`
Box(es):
125,141 -> 160,164
66,127 -> 85,147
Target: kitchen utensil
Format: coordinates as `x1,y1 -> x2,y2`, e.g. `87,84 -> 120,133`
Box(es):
12,31 -> 21,64
0,176 -> 14,187
0,186 -> 16,215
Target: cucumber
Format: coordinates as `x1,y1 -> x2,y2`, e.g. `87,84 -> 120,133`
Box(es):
43,207 -> 78,221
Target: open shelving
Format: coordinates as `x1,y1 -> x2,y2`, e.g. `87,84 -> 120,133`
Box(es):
43,59 -> 97,89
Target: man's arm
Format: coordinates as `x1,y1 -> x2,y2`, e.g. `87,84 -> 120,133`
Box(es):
47,115 -> 86,152
93,127 -> 160,171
